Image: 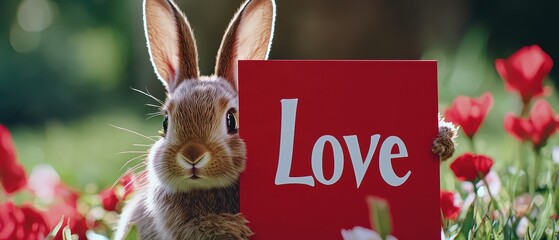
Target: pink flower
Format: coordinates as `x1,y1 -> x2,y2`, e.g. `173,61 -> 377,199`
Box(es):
444,92 -> 493,138
28,164 -> 80,207
516,217 -> 530,238
0,125 -> 27,194
504,99 -> 558,148
440,190 -> 460,221
496,45 -> 553,103
28,164 -> 61,203
450,153 -> 494,182
513,193 -> 532,217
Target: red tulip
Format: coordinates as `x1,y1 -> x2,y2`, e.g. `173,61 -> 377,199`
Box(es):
0,126 -> 17,166
504,99 -> 558,148
0,125 -> 27,194
100,187 -> 119,212
450,153 -> 493,182
496,45 -> 553,104
0,202 -> 18,240
440,190 -> 460,221
0,202 -> 49,240
444,92 -> 493,138
0,164 -> 27,195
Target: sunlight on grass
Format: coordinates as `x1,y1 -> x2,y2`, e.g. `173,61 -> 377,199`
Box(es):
11,110 -> 161,190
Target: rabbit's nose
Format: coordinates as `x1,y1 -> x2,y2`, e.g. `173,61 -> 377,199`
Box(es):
180,143 -> 208,165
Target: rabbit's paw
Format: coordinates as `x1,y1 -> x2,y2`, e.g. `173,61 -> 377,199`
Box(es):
432,117 -> 458,161
187,213 -> 253,240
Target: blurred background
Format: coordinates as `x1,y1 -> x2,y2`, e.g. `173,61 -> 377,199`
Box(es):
1,0 -> 558,190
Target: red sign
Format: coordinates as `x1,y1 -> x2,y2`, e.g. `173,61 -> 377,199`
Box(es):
238,60 -> 440,239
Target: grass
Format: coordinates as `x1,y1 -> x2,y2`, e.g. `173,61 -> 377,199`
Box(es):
11,110 -> 161,193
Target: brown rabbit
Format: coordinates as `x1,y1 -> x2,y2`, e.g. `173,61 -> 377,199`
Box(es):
114,0 -> 455,238
114,0 -> 274,239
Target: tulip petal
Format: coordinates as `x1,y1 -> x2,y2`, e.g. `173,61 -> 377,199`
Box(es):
0,125 -> 28,195
450,153 -> 494,182
504,113 -> 532,142
529,99 -> 557,147
0,163 -> 28,194
444,93 -> 493,138
0,126 -> 17,167
440,190 -> 460,220
100,188 -> 119,212
495,45 -> 553,103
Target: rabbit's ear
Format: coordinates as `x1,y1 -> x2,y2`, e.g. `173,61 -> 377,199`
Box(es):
215,0 -> 276,92
144,0 -> 199,92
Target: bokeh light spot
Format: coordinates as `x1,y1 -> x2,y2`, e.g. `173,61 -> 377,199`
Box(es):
17,0 -> 53,33
10,24 -> 41,53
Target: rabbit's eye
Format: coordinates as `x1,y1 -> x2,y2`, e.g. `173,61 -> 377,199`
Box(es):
226,109 -> 238,134
163,115 -> 169,135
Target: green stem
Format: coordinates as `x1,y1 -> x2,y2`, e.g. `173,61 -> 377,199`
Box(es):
0,176 -> 6,202
481,175 -> 506,221
471,184 -> 481,236
553,160 -> 559,190
520,98 -> 532,117
533,148 -> 542,193
458,185 -> 478,237
519,142 -> 527,192
468,136 -> 477,153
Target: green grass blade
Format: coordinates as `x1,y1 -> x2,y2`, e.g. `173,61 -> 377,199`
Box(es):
62,225 -> 73,240
533,192 -> 553,240
45,216 -> 64,240
458,203 -> 476,240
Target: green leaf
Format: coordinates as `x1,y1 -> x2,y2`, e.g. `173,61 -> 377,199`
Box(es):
554,183 -> 559,217
525,226 -> 532,240
549,220 -> 556,240
532,192 -> 553,240
45,216 -> 65,240
458,202 -> 476,240
62,225 -> 73,240
367,196 -> 392,239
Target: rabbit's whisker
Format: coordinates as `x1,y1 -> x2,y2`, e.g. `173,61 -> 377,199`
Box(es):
134,173 -> 149,189
113,163 -> 148,188
132,88 -> 164,105
113,168 -> 140,189
128,162 -> 147,173
133,144 -> 152,147
110,124 -> 157,142
117,151 -> 148,155
145,103 -> 162,109
146,113 -> 163,120
120,154 -> 148,171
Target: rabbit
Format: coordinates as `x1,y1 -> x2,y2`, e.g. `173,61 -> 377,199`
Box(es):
114,0 -> 456,238
113,0 -> 275,239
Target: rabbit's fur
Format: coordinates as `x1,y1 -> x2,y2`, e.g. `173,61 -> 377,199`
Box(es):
114,0 -> 275,239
